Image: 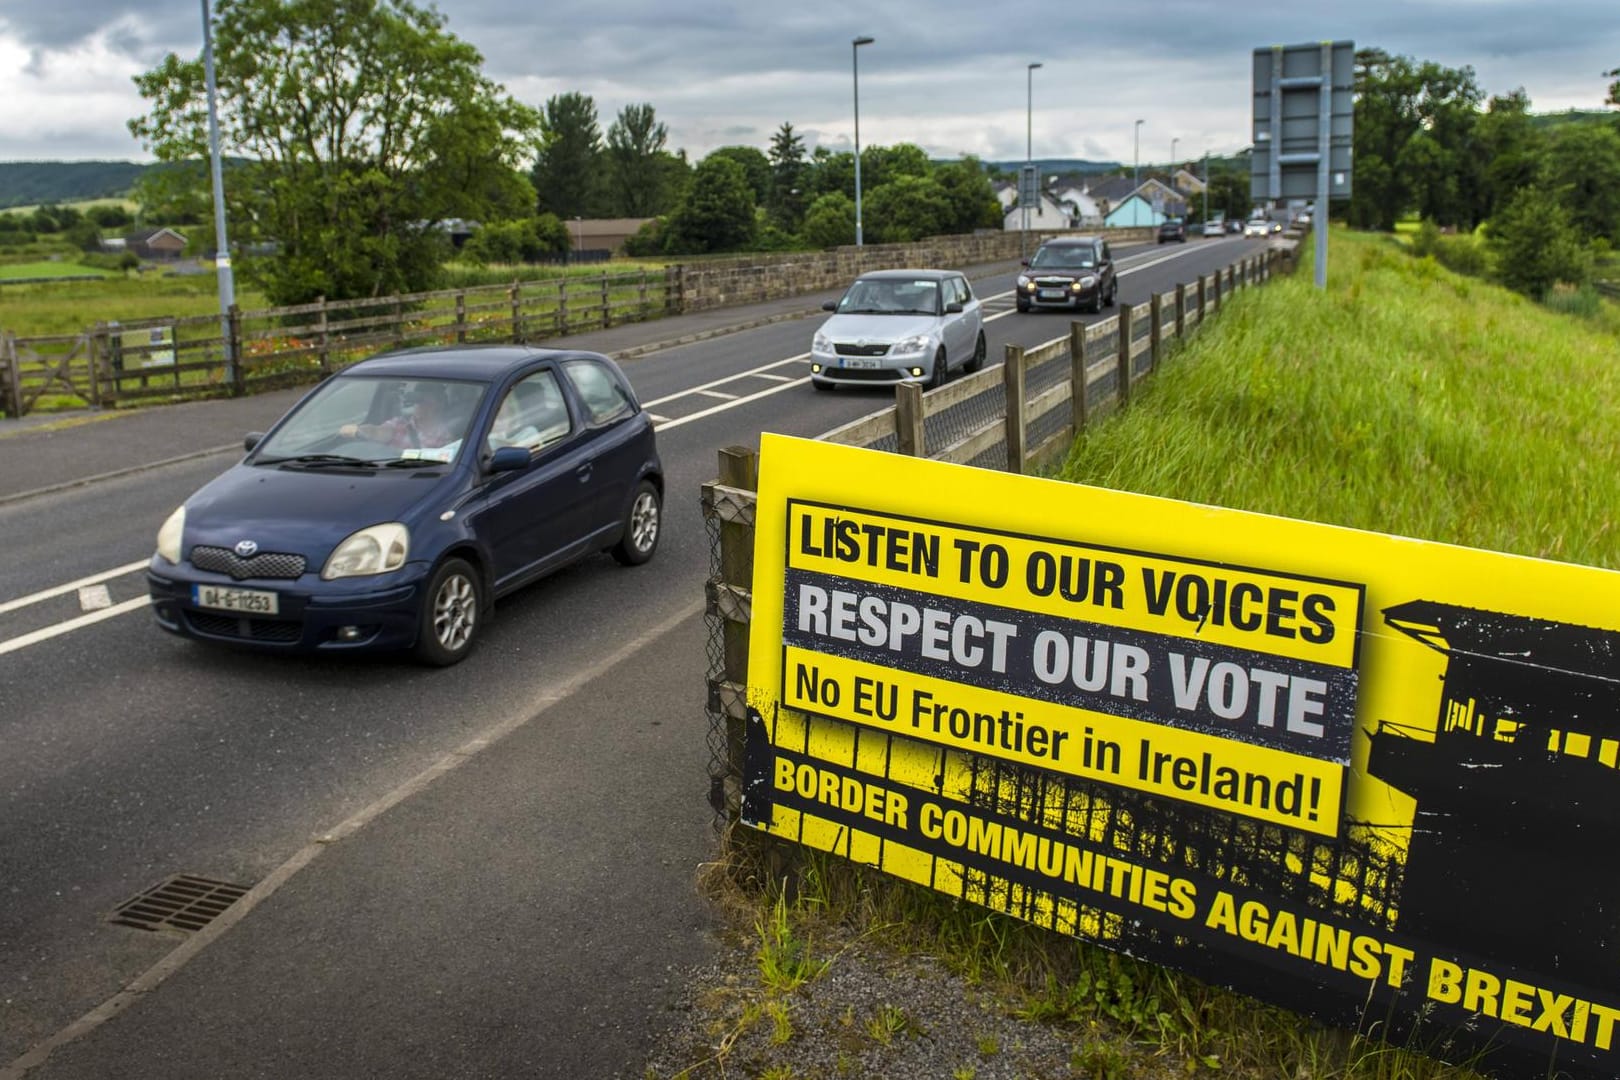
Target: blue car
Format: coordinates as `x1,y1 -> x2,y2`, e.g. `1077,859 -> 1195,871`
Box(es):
147,346 -> 663,665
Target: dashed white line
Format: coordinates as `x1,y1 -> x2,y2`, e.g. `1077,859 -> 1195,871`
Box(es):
697,389 -> 739,400
754,373 -> 794,383
0,559 -> 147,617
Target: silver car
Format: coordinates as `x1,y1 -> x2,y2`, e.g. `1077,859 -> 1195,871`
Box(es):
810,270 -> 986,391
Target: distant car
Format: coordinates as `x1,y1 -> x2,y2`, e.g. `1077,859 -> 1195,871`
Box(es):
1226,219 -> 1244,234
1157,219 -> 1187,244
1270,221 -> 1283,234
1243,219 -> 1270,238
1202,221 -> 1224,237
810,269 -> 985,391
148,347 -> 664,665
1016,235 -> 1118,314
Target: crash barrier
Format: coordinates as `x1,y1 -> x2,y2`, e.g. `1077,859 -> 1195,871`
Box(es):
0,228 -> 1154,419
704,246 -> 1283,820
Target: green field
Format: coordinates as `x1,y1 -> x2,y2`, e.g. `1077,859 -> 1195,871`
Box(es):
0,271 -> 265,339
682,229 -> 1620,1080
0,260 -> 116,281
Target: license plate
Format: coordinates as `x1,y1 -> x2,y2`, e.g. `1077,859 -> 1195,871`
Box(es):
1038,289 -> 1066,300
841,357 -> 882,369
193,584 -> 279,615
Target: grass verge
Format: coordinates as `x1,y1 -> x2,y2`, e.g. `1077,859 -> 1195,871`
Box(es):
663,227 -> 1620,1078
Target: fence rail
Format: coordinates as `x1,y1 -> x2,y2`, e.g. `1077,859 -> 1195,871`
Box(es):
704,245 -> 1285,819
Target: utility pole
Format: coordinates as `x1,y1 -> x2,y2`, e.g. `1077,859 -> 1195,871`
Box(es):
852,36 -> 874,247
1024,62 -> 1041,261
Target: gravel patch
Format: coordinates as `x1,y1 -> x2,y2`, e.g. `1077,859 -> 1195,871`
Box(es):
637,920 -> 1161,1080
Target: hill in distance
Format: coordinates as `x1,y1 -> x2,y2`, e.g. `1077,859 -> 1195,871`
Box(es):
0,161 -> 159,210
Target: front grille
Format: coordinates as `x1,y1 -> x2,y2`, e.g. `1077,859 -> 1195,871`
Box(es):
191,546 -> 306,581
186,611 -> 303,643
833,342 -> 890,357
826,367 -> 903,382
1033,277 -> 1080,288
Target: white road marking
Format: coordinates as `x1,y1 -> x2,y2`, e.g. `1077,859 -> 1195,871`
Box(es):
0,596 -> 149,657
78,584 -> 112,612
0,559 -> 147,617
696,389 -> 739,400
754,373 -> 794,382
653,377 -> 810,431
646,413 -> 671,424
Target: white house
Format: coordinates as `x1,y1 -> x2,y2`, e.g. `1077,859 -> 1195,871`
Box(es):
992,180 -> 1018,210
1052,185 -> 1103,226
1003,192 -> 1073,231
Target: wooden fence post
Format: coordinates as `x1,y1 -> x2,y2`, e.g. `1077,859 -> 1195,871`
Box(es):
895,382 -> 925,457
1069,321 -> 1089,433
713,445 -> 757,824
1116,303 -> 1133,409
316,295 -> 331,373
1197,276 -> 1208,323
455,291 -> 467,343
90,322 -> 110,407
558,279 -> 569,335
510,282 -> 523,342
1149,293 -> 1163,371
665,264 -> 683,316
394,295 -> 406,349
228,305 -> 245,395
601,273 -> 612,329
638,269 -> 649,320
1003,344 -> 1026,474
1,331 -> 18,419
1175,282 -> 1187,340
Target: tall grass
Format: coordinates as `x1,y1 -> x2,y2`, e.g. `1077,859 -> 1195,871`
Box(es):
1054,228 -> 1620,569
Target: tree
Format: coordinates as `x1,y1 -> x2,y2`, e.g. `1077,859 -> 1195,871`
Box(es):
1545,124 -> 1620,242
604,103 -> 670,217
858,143 -> 931,189
1606,67 -> 1619,109
767,122 -> 808,231
130,0 -> 539,304
1475,90 -> 1545,221
704,146 -> 771,206
461,215 -> 569,264
1486,190 -> 1590,299
1348,50 -> 1482,230
532,91 -> 602,219
807,150 -> 855,200
932,157 -> 1002,234
800,192 -> 855,249
663,155 -> 756,254
1205,167 -> 1252,223
864,175 -> 953,244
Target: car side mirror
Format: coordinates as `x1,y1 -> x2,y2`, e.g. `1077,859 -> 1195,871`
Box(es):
821,300 -> 837,312
944,301 -> 964,314
244,432 -> 264,452
1020,259 -> 1030,268
487,446 -> 530,473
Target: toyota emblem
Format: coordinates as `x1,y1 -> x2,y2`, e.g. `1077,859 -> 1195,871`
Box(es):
234,539 -> 259,558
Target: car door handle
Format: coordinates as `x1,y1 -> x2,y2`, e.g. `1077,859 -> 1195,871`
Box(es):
576,462 -> 593,483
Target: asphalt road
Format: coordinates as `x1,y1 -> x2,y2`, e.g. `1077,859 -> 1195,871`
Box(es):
0,235 -> 1269,1077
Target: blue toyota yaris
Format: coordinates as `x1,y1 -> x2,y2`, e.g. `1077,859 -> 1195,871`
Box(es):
147,346 -> 663,665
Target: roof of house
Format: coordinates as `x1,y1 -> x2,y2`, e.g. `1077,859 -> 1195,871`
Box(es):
127,227 -> 187,245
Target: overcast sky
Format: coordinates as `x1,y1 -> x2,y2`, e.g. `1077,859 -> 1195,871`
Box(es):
0,0 -> 1615,167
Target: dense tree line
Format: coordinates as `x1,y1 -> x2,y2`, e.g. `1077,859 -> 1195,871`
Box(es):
1350,48 -> 1620,299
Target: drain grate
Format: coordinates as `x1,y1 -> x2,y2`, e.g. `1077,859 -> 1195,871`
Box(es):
109,874 -> 250,934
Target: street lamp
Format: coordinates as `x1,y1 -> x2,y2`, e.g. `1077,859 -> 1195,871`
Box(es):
1024,62 -> 1041,260
1203,148 -> 1210,226
1171,137 -> 1179,173
852,35 -> 874,247
201,0 -> 235,385
1133,118 -> 1144,193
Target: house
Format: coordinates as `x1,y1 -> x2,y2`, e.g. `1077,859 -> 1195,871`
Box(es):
1085,176 -> 1188,226
991,180 -> 1018,210
1002,191 -> 1073,231
1172,168 -> 1207,196
125,227 -> 187,260
1051,185 -> 1103,227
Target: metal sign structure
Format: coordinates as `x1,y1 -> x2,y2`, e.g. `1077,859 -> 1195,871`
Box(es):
1251,40 -> 1354,288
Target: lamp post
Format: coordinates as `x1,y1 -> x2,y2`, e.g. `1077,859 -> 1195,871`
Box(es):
1171,137 -> 1179,173
1203,148 -> 1210,226
852,35 -> 874,247
1133,118 -> 1144,191
1024,62 -> 1041,261
201,0 -> 235,385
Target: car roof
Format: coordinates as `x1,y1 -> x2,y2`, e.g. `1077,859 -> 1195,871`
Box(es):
340,345 -> 609,382
854,269 -> 956,281
1037,236 -> 1101,246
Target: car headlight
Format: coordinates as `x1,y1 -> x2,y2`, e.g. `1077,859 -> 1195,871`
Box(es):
322,523 -> 410,580
1078,275 -> 1098,288
156,506 -> 186,564
812,332 -> 832,352
894,335 -> 931,354
1016,275 -> 1031,288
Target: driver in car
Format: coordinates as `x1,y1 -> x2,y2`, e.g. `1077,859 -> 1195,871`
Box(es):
340,384 -> 454,449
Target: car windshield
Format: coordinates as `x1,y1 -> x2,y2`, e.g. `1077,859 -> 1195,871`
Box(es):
255,375 -> 486,466
1030,246 -> 1097,270
837,278 -> 940,315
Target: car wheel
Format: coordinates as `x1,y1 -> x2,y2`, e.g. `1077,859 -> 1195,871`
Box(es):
611,480 -> 662,566
1105,281 -> 1117,308
1016,300 -> 1029,313
927,347 -> 948,390
964,331 -> 986,374
414,557 -> 481,667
